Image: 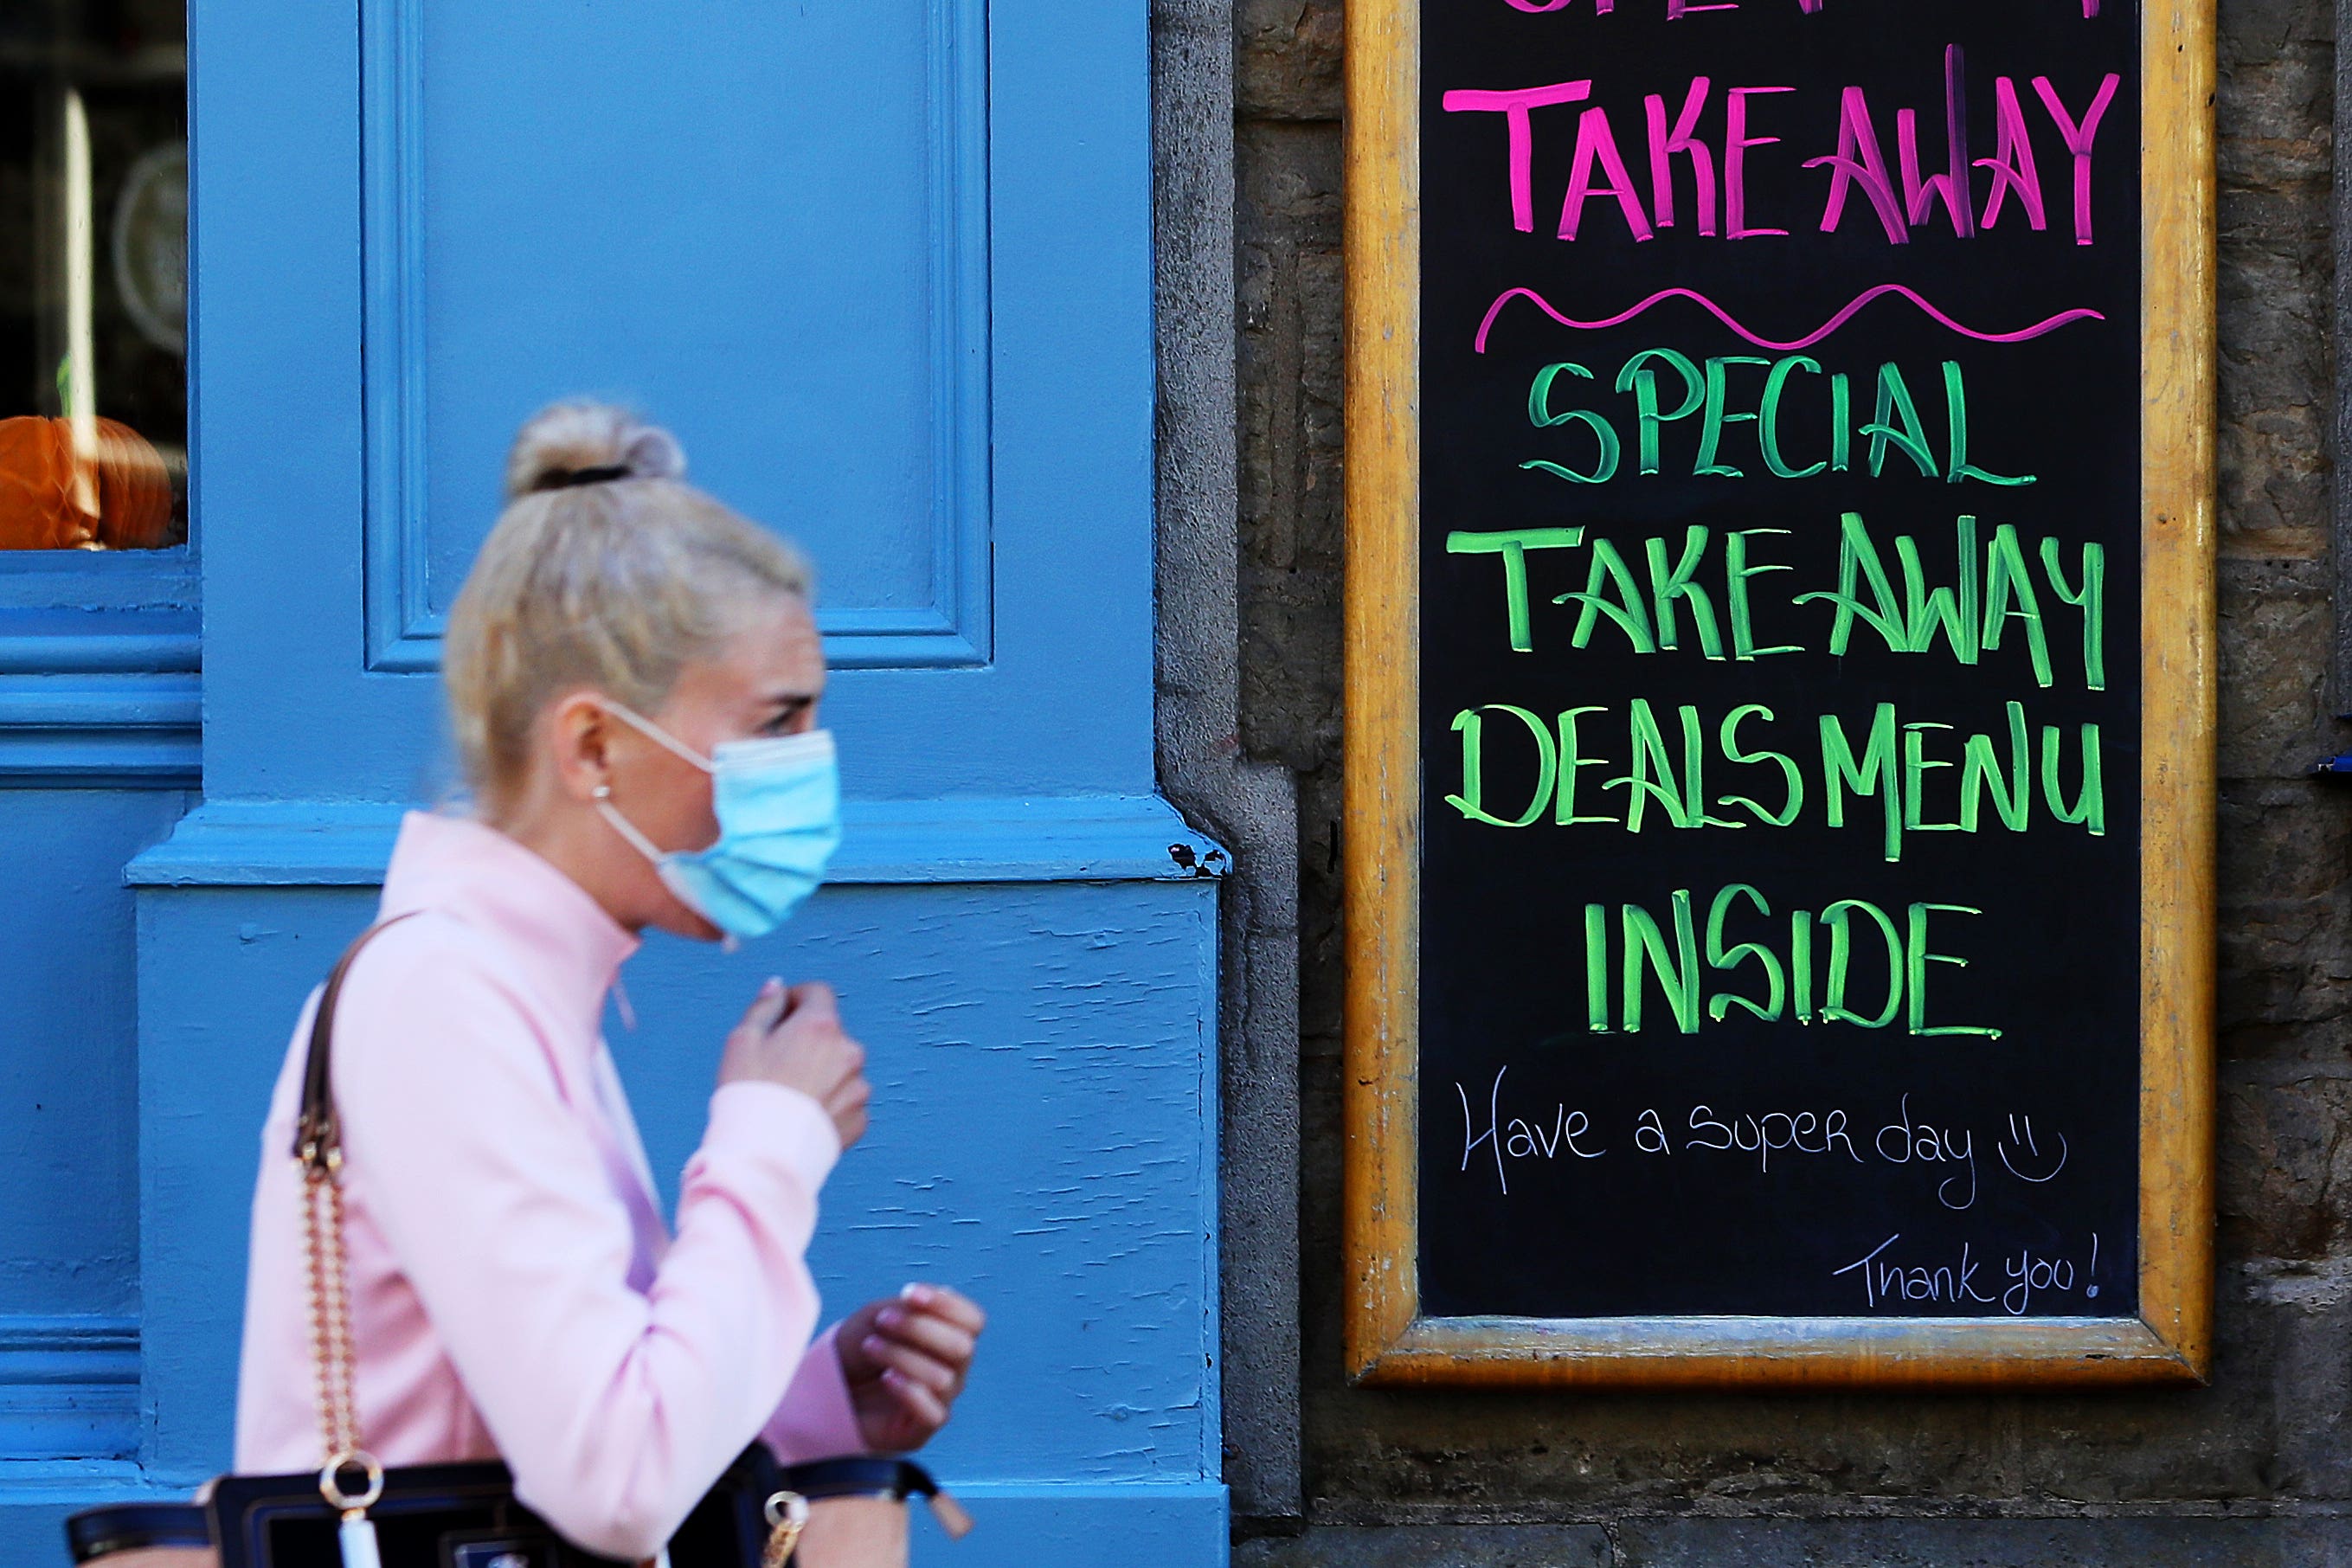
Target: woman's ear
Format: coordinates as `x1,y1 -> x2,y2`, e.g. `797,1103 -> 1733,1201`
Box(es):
546,691 -> 615,803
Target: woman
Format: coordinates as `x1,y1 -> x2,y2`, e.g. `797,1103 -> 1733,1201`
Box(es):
232,403 -> 984,1563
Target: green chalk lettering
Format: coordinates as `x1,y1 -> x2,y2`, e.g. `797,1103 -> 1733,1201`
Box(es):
1644,527 -> 1725,659
1622,889 -> 1701,1035
1554,705 -> 1618,826
1706,884 -> 1785,1022
2040,537 -> 2107,691
2040,723 -> 2106,836
1822,704 -> 1903,863
1902,722 -> 1961,832
1897,514 -> 1979,663
1794,512 -> 1906,656
1521,453 -> 1619,485
1717,704 -> 1803,826
1959,701 -> 2032,832
1830,372 -> 1852,472
1759,356 -> 1828,479
1528,361 -> 1594,426
1607,698 -> 1693,831
1446,704 -> 1558,827
1906,903 -> 2002,1038
1862,362 -> 1940,479
1558,537 -> 1658,652
1616,350 -> 1706,477
1584,902 -> 1611,1032
1982,523 -> 2054,687
1791,909 -> 1815,1023
1681,704 -> 1745,828
1445,527 -> 1584,653
1821,898 -> 1903,1029
1694,356 -> 1771,478
1524,363 -> 1619,483
1943,361 -> 2035,486
1727,528 -> 1803,659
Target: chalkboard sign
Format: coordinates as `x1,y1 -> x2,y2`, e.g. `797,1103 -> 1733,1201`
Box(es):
1344,0 -> 2214,1385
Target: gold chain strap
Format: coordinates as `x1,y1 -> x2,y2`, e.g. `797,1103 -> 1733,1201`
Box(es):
294,918 -> 412,1531
301,1157 -> 360,1460
761,1491 -> 809,1568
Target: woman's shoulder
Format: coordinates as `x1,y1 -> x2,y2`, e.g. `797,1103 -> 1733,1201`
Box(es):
327,909 -> 549,1064
341,907 -> 520,996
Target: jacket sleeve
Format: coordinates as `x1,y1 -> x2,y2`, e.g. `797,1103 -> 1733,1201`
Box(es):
760,1323 -> 867,1462
334,939 -> 841,1561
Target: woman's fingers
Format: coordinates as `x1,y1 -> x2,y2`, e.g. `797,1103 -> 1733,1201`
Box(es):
780,980 -> 838,1026
717,980 -> 794,1085
874,1307 -> 977,1369
723,979 -> 786,1043
742,977 -> 790,1031
828,1071 -> 872,1118
880,1367 -> 950,1431
726,979 -> 871,1151
899,1283 -> 986,1335
861,1333 -> 961,1396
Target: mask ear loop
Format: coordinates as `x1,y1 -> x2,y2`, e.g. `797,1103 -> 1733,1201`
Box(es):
592,782 -> 744,955
593,781 -> 672,865
601,699 -> 718,774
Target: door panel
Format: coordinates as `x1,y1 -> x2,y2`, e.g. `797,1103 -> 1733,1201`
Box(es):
367,0 -> 990,672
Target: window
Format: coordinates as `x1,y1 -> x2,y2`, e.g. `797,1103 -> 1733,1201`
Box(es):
0,2 -> 185,553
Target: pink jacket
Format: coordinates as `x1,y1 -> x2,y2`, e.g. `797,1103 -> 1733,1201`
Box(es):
234,811 -> 864,1561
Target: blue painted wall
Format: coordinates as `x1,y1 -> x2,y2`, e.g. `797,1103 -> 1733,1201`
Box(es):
0,1 -> 1224,1562
0,791 -> 190,1469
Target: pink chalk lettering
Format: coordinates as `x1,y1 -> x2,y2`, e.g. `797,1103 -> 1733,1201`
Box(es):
1559,106 -> 1656,241
1975,76 -> 2047,230
1898,46 -> 1974,237
2032,73 -> 2121,244
1646,79 -> 1718,235
1442,80 -> 1592,233
1504,0 -> 1826,10
1725,87 -> 1793,238
1806,86 -> 1907,243
1471,283 -> 2104,356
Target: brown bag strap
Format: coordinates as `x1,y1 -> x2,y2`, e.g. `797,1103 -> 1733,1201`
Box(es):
292,913 -> 417,1173
288,911 -> 415,1495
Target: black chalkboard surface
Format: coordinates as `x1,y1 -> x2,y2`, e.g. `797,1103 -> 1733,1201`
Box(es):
1345,0 -> 2214,1383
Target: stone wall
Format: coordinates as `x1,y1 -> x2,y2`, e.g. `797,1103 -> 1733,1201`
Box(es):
1229,0 -> 2352,1559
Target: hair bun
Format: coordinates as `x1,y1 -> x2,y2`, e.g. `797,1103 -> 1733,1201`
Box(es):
504,402 -> 687,501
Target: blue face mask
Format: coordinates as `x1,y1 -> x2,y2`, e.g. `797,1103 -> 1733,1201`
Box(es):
594,702 -> 842,940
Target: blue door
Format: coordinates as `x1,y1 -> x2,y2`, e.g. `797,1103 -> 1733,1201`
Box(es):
0,3 -> 1226,1563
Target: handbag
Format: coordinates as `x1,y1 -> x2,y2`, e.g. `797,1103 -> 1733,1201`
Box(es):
67,920 -> 971,1568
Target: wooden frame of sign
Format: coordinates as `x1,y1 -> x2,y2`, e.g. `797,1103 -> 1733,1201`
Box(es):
1342,0 -> 2214,1388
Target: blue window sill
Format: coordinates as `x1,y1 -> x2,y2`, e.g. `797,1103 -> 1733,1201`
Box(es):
0,549 -> 196,615
0,604 -> 201,786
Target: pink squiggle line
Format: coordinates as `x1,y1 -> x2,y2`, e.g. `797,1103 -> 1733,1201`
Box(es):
1472,283 -> 2105,355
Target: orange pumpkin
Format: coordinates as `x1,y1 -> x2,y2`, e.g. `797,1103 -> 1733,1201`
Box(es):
0,415 -> 176,551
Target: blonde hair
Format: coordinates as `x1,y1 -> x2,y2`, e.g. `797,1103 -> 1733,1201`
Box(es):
442,402 -> 813,806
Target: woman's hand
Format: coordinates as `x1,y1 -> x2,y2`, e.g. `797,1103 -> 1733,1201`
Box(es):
718,979 -> 871,1150
836,1284 -> 986,1453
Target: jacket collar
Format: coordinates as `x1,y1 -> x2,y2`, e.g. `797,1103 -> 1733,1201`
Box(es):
377,811 -> 641,1053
